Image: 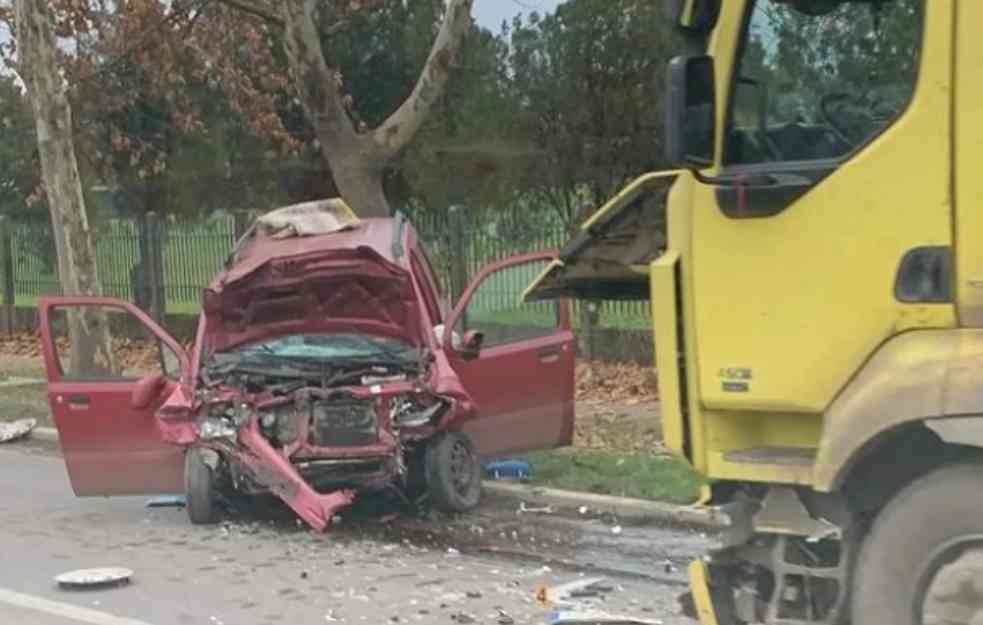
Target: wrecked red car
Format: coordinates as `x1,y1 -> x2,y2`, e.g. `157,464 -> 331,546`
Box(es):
38,204 -> 575,530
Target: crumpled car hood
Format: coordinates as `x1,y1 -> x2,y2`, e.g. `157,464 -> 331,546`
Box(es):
202,246 -> 424,352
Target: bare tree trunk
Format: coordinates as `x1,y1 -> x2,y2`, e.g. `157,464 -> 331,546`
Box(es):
279,0 -> 473,218
15,0 -> 116,375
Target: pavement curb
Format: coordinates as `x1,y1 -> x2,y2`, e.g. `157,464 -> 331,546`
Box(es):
482,481 -> 725,529
28,426 -> 721,529
31,426 -> 59,442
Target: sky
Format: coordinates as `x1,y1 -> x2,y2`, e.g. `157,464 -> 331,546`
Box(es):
472,0 -> 564,31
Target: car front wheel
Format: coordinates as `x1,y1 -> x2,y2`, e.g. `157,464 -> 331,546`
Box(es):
185,447 -> 219,525
425,432 -> 482,513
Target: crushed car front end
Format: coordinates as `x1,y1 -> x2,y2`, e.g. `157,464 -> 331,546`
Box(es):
159,217 -> 475,530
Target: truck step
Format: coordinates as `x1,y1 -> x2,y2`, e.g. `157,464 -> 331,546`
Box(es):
722,446 -> 816,467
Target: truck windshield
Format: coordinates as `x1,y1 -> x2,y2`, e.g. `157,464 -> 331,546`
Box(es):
725,0 -> 924,165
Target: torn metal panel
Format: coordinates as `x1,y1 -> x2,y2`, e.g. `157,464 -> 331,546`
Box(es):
752,487 -> 841,542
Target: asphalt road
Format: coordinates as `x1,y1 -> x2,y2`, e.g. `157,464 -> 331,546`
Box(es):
0,441 -> 707,625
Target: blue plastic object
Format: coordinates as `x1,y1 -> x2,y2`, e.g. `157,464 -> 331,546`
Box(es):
484,459 -> 531,480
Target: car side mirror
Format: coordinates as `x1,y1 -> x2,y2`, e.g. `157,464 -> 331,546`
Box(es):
459,330 -> 484,360
131,373 -> 168,410
666,55 -> 716,168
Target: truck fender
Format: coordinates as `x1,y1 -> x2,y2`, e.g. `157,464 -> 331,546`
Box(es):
814,329 -> 983,491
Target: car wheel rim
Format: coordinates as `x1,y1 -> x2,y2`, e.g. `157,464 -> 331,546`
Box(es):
448,439 -> 475,497
918,537 -> 983,625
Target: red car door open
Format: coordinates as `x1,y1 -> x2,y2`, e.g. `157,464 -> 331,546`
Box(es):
38,297 -> 190,496
443,252 -> 576,458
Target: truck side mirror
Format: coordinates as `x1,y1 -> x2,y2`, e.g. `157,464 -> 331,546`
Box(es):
666,55 -> 716,168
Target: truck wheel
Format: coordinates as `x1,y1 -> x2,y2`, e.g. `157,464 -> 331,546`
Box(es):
425,432 -> 482,513
852,462 -> 983,625
185,447 -> 218,525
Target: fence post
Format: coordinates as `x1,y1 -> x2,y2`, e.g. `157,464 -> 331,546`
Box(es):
579,301 -> 599,362
0,217 -> 14,334
144,212 -> 165,323
448,205 -> 468,304
233,211 -> 250,243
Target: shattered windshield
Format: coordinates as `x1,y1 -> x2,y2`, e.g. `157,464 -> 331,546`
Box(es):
726,0 -> 923,164
214,333 -> 418,370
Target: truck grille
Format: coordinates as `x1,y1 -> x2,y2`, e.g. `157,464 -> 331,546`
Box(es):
310,400 -> 378,447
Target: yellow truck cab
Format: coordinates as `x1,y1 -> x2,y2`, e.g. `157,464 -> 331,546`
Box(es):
526,1 -> 983,623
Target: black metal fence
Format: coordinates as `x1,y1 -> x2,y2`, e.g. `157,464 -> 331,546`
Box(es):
2,207 -> 652,332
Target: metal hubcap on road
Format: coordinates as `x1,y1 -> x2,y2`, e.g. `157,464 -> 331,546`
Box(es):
449,440 -> 474,496
922,545 -> 983,625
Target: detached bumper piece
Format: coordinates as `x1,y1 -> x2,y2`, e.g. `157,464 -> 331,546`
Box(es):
237,421 -> 354,531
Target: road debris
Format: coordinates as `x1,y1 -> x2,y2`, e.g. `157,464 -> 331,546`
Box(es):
54,567 -> 133,590
0,418 -> 36,443
145,495 -> 186,508
485,459 -> 531,480
518,501 -> 554,515
536,577 -> 609,608
545,610 -> 664,624
610,525 -> 623,535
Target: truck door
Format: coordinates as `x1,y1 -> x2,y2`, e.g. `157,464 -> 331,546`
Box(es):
39,297 -> 190,496
689,0 -> 952,415
443,252 -> 576,457
955,1 -> 983,327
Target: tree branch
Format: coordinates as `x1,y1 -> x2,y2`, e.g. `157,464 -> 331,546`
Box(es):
280,0 -> 356,144
373,0 -> 473,159
214,0 -> 284,27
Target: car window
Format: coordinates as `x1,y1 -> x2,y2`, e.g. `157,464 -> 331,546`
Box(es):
454,258 -> 559,349
48,304 -> 180,381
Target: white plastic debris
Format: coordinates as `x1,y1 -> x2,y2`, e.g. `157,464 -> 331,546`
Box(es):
538,577 -> 608,608
0,418 -> 36,443
518,502 -> 553,515
577,506 -> 589,515
55,567 -> 133,589
610,525 -> 623,535
546,610 -> 663,625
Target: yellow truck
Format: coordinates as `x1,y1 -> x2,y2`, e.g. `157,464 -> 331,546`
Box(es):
525,0 -> 983,623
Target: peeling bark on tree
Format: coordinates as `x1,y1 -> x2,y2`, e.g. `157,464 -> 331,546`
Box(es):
280,0 -> 473,217
15,0 -> 116,375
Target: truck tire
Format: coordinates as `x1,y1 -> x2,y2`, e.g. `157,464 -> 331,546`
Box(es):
425,432 -> 482,513
852,462 -> 983,625
185,447 -> 218,525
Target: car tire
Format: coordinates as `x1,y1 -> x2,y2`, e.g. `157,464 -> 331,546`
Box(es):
852,462 -> 983,625
425,432 -> 482,513
185,447 -> 219,525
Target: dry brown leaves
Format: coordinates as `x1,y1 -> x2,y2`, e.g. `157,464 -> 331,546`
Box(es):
575,361 -> 658,403
0,332 -> 161,373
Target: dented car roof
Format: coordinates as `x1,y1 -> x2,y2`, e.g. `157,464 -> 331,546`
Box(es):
217,217 -> 408,288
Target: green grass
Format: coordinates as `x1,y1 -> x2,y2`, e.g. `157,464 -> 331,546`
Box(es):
525,448 -> 705,504
0,383 -> 51,427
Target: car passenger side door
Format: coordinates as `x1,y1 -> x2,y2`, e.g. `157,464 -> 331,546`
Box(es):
38,297 -> 190,496
443,252 -> 575,457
